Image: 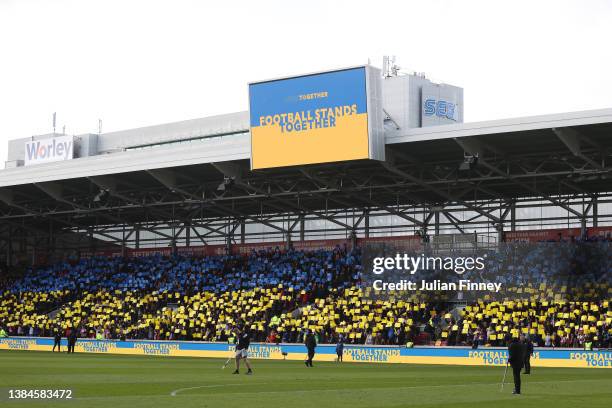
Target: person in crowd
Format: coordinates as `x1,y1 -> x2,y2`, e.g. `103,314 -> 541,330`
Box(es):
266,330 -> 278,344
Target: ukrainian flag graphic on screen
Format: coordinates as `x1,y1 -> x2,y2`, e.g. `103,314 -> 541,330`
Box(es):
250,67 -> 370,169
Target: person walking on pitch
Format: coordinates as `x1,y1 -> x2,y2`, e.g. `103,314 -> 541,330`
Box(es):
305,330 -> 317,367
232,327 -> 253,375
523,334 -> 534,374
507,335 -> 525,395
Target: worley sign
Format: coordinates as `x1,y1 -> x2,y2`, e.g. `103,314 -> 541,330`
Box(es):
24,135 -> 74,166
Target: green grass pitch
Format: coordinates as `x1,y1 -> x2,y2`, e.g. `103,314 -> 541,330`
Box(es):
1,350 -> 611,408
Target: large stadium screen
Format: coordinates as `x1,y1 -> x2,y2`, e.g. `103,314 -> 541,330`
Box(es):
249,66 -> 381,170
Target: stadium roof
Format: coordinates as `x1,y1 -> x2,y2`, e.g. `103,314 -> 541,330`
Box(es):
1,107 -> 612,255
2,108 -> 612,187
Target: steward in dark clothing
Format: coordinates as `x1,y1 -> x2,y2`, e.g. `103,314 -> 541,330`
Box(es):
52,330 -> 62,352
305,331 -> 317,367
508,336 -> 525,394
68,329 -> 78,353
523,336 -> 534,374
336,336 -> 345,362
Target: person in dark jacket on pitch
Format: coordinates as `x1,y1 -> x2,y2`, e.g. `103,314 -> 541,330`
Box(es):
336,335 -> 345,362
232,327 -> 253,375
52,328 -> 62,352
67,327 -> 78,354
305,330 -> 317,367
508,335 -> 525,395
523,334 -> 534,374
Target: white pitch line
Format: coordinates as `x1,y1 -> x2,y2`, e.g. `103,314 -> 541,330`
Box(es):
170,382 -> 269,396
168,378 -> 606,397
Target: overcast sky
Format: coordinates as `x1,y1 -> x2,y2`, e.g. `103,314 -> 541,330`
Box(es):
1,0 -> 611,163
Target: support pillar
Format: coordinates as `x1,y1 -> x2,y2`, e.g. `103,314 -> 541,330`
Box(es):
434,210 -> 440,236
496,222 -> 504,246
121,224 -> 127,258
135,227 -> 140,249
593,196 -> 598,227
185,222 -> 191,248
225,219 -> 232,255
285,231 -> 292,251
6,226 -> 11,267
299,214 -> 305,242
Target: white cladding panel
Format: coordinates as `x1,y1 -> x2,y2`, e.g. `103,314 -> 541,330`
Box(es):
382,75 -> 411,131
1,133 -> 250,187
382,74 -> 461,131
366,65 -> 385,161
97,112 -> 249,153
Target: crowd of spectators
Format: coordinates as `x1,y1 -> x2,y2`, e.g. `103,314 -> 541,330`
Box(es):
0,242 -> 610,348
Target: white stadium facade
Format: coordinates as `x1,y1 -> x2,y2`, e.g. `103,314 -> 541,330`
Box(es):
1,67 -> 612,266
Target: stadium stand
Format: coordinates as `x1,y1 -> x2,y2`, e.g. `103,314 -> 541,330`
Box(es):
1,241 -> 610,348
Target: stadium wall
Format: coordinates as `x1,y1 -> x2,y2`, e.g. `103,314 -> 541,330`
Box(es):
504,226 -> 612,242
2,337 -> 610,368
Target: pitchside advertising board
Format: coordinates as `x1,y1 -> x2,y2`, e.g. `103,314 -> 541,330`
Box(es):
24,135 -> 74,166
249,66 -> 384,170
1,338 -> 610,368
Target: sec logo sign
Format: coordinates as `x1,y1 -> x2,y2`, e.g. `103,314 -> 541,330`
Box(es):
423,99 -> 458,121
